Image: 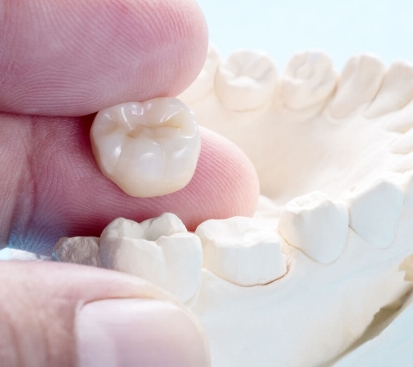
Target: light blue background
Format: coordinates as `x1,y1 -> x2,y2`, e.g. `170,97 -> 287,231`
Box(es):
197,0 -> 413,70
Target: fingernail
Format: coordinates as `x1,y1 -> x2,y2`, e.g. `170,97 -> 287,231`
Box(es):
76,298 -> 210,367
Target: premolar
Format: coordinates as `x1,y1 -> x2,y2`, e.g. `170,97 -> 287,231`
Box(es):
214,50 -> 278,111
195,216 -> 286,286
90,97 -> 201,198
278,191 -> 349,264
99,213 -> 203,303
281,51 -> 336,110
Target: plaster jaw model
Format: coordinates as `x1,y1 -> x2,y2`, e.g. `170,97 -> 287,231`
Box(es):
90,97 -> 201,198
2,44 -> 413,367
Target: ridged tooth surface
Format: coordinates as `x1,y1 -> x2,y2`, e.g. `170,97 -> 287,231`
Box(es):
277,191 -> 349,264
344,179 -> 404,248
214,50 -> 278,111
90,98 -> 200,198
389,152 -> 413,173
281,51 -> 336,110
100,214 -> 202,303
195,217 -> 286,286
328,54 -> 385,119
52,237 -> 101,266
179,43 -> 221,103
365,61 -> 413,118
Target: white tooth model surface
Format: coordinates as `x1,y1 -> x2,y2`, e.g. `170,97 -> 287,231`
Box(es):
6,45 -> 413,367
90,97 -> 201,198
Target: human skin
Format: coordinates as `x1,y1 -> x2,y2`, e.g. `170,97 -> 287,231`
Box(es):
0,0 -> 259,366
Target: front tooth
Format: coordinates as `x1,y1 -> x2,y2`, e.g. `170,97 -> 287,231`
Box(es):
344,179 -> 404,248
100,214 -> 202,303
90,97 -> 201,198
328,54 -> 385,119
195,216 -> 286,287
214,50 -> 278,111
281,51 -> 336,110
178,43 -> 221,104
52,237 -> 101,267
278,191 -> 349,264
365,61 -> 413,118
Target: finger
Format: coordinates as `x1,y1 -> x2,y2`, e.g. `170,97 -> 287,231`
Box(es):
0,261 -> 210,367
0,0 -> 208,116
1,113 -> 260,253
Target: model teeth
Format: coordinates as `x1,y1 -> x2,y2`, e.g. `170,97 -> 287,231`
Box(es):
90,97 -> 201,198
52,237 -> 101,266
277,191 -> 349,264
99,213 -> 202,303
344,179 -> 404,248
195,217 -> 286,286
214,50 -> 278,111
281,51 -> 336,110
328,54 -> 385,119
365,61 -> 413,118
178,43 -> 221,103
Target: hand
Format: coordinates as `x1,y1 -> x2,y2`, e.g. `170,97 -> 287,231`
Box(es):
0,0 -> 259,366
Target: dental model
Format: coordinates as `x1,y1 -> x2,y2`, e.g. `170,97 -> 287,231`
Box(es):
90,97 -> 201,197
3,44 -> 413,366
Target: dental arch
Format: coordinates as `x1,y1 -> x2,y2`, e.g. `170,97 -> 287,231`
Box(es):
5,44 -> 413,366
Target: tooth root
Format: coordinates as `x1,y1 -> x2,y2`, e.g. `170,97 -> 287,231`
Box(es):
179,43 -> 221,104
281,51 -> 337,110
195,217 -> 286,287
100,216 -> 202,303
344,179 -> 404,248
52,237 -> 101,267
365,61 -> 413,118
214,50 -> 278,111
328,54 -> 385,119
389,128 -> 413,154
91,98 -> 201,198
278,191 -> 349,264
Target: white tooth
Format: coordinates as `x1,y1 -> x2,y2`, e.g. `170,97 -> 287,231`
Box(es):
100,215 -> 202,303
365,61 -> 413,118
282,51 -> 336,110
278,191 -> 349,264
214,50 -> 278,111
344,179 -> 404,248
90,97 -> 201,198
195,216 -> 286,287
389,128 -> 413,154
179,43 -> 221,104
52,237 -> 101,266
0,248 -> 50,261
328,54 -> 385,119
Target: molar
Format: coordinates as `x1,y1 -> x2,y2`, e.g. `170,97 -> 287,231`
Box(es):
195,217 -> 286,287
343,179 -> 404,248
52,237 -> 101,266
90,97 -> 201,198
99,214 -> 202,303
179,43 -> 221,103
214,50 -> 278,111
277,191 -> 349,264
328,54 -> 385,119
365,61 -> 413,118
281,51 -> 336,110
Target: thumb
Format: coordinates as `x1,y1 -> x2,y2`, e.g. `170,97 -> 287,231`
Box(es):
0,261 -> 210,367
